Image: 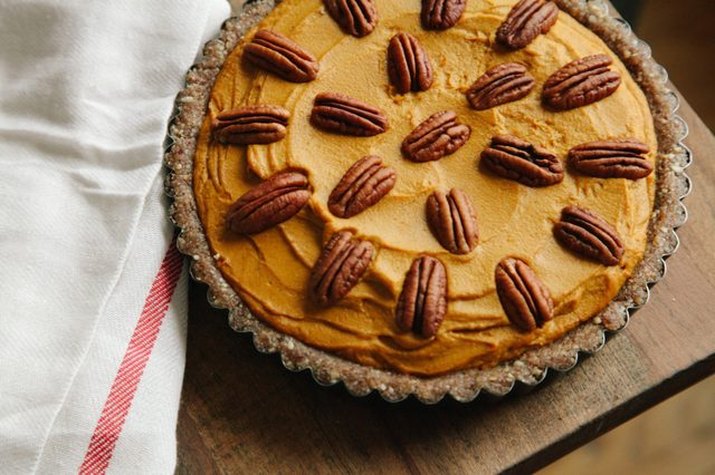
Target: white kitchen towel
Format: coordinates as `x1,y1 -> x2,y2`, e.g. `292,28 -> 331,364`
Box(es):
0,0 -> 229,473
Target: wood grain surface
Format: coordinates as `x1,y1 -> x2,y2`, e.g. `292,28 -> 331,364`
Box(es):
175,2 -> 714,471
175,85 -> 714,473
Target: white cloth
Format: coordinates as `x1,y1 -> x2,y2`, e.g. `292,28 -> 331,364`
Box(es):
0,0 -> 229,473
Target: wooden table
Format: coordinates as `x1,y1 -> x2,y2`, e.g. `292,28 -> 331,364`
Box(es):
175,89 -> 714,473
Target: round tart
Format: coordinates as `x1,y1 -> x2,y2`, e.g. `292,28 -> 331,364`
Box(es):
166,0 -> 690,402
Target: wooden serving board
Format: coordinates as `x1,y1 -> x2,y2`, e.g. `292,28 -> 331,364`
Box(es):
175,1 -> 714,470
175,83 -> 714,473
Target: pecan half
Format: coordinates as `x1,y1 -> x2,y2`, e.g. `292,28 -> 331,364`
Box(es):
542,54 -> 621,110
309,230 -> 374,306
387,32 -> 433,94
243,29 -> 319,83
329,156 -> 397,218
495,258 -> 553,332
553,206 -> 624,266
396,256 -> 447,338
496,0 -> 559,50
401,111 -> 471,162
466,63 -> 535,110
310,92 -> 388,136
426,188 -> 478,254
421,0 -> 466,30
212,105 -> 289,145
324,0 -> 378,38
480,135 -> 564,187
227,171 -> 311,235
569,139 -> 653,179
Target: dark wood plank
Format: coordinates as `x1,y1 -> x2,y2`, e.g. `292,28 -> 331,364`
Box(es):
178,2 -> 714,471
175,93 -> 714,473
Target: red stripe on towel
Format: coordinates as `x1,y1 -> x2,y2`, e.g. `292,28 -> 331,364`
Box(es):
79,244 -> 183,474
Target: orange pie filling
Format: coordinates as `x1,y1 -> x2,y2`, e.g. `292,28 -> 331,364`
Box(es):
193,0 -> 656,376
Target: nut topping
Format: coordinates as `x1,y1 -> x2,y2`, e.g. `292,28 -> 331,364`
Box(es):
227,171 -> 311,235
426,188 -> 478,254
324,0 -> 378,38
466,63 -> 535,110
553,206 -> 624,266
243,29 -> 319,83
387,32 -> 433,94
480,135 -> 564,187
569,139 -> 653,179
401,111 -> 471,162
309,230 -> 374,306
310,92 -> 388,136
495,258 -> 554,332
329,156 -> 397,218
421,0 -> 466,30
496,0 -> 559,50
212,105 -> 289,145
396,256 -> 447,338
543,54 -> 621,110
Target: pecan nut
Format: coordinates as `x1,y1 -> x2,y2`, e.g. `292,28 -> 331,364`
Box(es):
553,206 -> 624,266
227,171 -> 311,235
495,258 -> 553,332
309,230 -> 375,306
324,0 -> 378,38
401,111 -> 471,162
243,29 -> 319,83
329,155 -> 397,218
543,54 -> 621,110
480,135 -> 564,187
387,32 -> 433,94
426,188 -> 478,254
396,256 -> 447,338
421,0 -> 466,30
569,139 -> 653,179
466,63 -> 535,110
496,0 -> 559,50
212,105 -> 289,145
310,92 -> 388,136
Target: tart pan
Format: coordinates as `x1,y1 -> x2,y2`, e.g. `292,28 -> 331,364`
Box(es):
164,0 -> 692,403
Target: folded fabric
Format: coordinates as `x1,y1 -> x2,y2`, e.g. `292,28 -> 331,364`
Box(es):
0,0 -> 229,472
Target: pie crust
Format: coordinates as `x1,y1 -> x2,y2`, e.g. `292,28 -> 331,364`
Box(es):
165,0 -> 691,402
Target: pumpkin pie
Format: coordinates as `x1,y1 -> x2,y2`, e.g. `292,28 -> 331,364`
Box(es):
166,0 -> 689,402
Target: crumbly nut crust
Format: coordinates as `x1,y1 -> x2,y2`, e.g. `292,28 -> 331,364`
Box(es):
164,0 -> 691,403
